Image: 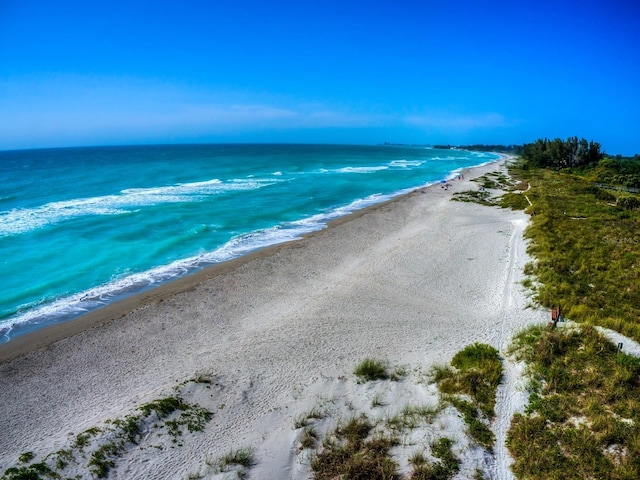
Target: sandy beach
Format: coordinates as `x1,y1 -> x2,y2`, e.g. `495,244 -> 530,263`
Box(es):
0,159 -> 546,479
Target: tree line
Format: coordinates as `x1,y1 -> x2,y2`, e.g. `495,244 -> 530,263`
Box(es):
520,137 -> 603,169
519,137 -> 640,188
432,137 -> 639,188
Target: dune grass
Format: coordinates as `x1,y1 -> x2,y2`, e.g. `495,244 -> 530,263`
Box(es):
354,358 -> 390,381
451,189 -> 495,206
408,437 -> 460,480
311,414 -> 399,480
433,343 -> 502,451
310,410 -> 464,480
215,447 -> 255,470
508,164 -> 640,342
499,190 -> 531,210
499,160 -> 640,478
353,358 -> 407,383
305,356 -> 472,480
1,381 -> 214,480
507,324 -> 640,479
293,405 -> 328,429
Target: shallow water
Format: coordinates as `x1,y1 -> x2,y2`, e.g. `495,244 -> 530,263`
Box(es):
0,143 -> 497,341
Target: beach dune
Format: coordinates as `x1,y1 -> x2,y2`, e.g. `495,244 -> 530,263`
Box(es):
0,160 -> 545,479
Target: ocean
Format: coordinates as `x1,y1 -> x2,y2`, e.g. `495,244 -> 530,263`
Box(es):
0,144 -> 498,343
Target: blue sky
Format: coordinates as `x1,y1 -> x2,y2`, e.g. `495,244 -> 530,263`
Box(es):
1,0 -> 639,154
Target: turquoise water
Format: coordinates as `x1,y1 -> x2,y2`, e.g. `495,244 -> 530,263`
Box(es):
0,144 -> 498,342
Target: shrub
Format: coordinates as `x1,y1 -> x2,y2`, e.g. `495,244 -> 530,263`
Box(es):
616,195 -> 640,210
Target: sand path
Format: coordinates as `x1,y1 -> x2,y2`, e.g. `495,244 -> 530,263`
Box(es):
0,160 -> 547,479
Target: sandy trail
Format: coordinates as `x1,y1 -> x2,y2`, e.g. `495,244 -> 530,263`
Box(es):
0,160 -> 547,479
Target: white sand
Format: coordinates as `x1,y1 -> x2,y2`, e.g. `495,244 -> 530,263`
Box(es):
0,159 -> 547,479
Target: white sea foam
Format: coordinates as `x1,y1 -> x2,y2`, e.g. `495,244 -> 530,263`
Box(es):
0,178 -> 277,237
120,177 -> 269,196
389,159 -> 424,167
0,189 -> 413,340
338,166 -> 388,173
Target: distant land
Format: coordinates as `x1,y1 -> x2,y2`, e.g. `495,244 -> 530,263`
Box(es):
432,144 -> 524,154
382,141 -> 523,154
384,140 -> 639,159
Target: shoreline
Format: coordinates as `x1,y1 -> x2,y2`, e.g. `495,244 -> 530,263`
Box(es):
0,156 -> 545,479
0,158 -> 501,364
0,186 -> 428,364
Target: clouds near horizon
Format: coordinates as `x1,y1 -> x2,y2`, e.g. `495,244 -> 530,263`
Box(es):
0,74 -> 518,148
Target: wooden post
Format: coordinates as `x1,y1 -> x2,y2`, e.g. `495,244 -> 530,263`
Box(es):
550,307 -> 561,329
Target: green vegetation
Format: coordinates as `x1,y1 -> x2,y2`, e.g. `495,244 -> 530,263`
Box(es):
408,437 -> 460,480
434,343 -> 502,451
451,189 -> 495,206
617,195 -> 640,210
309,412 -> 462,480
1,462 -> 58,480
86,396 -> 212,477
215,447 -> 255,472
294,405 -> 328,429
509,154 -> 640,341
16,453 -> 34,465
353,358 -> 406,383
311,414 -> 399,480
72,427 -> 101,450
383,404 -> 441,433
498,191 -> 530,210
371,393 -> 384,408
507,324 -> 640,479
51,450 -> 73,471
7,139 -> 636,479
580,155 -> 640,189
139,396 -> 186,417
498,140 -> 640,478
433,144 -> 523,154
354,358 -> 389,381
446,343 -> 503,418
299,358 -> 475,479
475,171 -> 512,190
520,136 -> 603,170
299,426 -> 319,450
1,381 -> 214,480
165,405 -> 212,437
452,170 -> 529,208
88,443 -> 120,478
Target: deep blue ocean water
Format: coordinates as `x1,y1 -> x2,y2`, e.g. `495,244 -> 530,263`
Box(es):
0,144 -> 498,342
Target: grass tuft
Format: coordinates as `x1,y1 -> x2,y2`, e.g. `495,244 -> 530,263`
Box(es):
17,453 -> 34,464
311,414 -> 399,480
299,426 -> 318,450
216,447 -> 255,473
293,406 -> 327,429
220,448 -> 255,468
354,358 -> 389,382
408,437 -> 460,480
